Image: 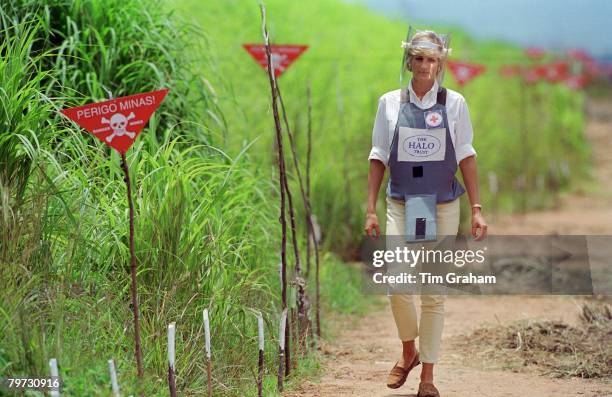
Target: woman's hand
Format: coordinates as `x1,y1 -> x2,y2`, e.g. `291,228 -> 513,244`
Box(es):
364,212 -> 381,238
471,210 -> 488,241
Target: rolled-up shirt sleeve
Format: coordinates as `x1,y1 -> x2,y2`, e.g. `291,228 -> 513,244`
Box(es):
368,97 -> 390,167
454,97 -> 477,164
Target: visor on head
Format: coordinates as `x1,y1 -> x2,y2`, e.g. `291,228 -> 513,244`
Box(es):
402,40 -> 446,52
400,26 -> 452,92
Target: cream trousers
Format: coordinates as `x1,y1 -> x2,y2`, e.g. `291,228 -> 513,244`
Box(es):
385,196 -> 460,364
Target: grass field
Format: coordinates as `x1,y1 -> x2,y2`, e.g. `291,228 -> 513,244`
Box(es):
0,0 -> 590,395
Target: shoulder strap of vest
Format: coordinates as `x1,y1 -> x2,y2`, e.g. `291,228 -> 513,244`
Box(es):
436,87 -> 447,106
400,87 -> 409,103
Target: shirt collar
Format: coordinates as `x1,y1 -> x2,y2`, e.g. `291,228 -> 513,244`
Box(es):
408,79 -> 439,109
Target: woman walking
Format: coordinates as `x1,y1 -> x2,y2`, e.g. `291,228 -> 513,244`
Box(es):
364,29 -> 488,397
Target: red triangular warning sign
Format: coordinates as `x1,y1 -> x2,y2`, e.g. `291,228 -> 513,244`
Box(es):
447,61 -> 486,87
242,44 -> 308,78
541,61 -> 570,83
61,89 -> 169,154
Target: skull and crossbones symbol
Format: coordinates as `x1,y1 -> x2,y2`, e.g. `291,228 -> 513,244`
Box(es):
101,112 -> 136,142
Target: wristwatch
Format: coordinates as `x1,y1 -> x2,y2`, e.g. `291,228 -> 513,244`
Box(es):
471,204 -> 482,210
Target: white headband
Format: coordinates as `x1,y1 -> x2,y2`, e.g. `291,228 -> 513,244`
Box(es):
401,40 -> 452,56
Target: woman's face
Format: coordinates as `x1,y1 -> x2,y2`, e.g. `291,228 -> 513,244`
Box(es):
410,55 -> 439,83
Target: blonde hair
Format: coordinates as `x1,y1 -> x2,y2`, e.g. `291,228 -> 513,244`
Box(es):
403,30 -> 450,76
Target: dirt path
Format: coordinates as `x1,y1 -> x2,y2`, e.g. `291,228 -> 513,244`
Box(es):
286,97 -> 612,397
287,297 -> 611,397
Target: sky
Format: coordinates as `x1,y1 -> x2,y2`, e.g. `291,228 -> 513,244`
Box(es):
354,0 -> 612,61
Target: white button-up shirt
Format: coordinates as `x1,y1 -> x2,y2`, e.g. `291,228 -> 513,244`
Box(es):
368,80 -> 477,167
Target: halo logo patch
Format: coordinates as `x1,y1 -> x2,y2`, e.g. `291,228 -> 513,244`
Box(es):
398,127 -> 446,162
403,135 -> 442,157
424,111 -> 443,128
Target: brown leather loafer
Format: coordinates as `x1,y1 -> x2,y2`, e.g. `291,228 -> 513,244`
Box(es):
386,352 -> 420,389
417,381 -> 440,397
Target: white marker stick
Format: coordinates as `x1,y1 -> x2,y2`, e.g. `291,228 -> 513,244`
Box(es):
49,358 -> 60,397
279,309 -> 288,349
203,309 -> 211,359
168,322 -> 176,369
311,214 -> 321,244
488,171 -> 499,195
108,359 -> 120,397
257,312 -> 265,397
257,313 -> 265,351
204,310 -> 213,397
561,161 -> 570,178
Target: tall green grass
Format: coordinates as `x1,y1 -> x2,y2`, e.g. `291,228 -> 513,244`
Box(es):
175,0 -> 590,255
2,0 -> 224,148
0,24 -> 51,259
0,0 -> 377,394
0,1 -> 375,395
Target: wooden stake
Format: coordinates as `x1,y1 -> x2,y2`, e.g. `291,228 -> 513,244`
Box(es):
259,3 -> 291,379
305,82 -> 318,348
120,153 -> 144,379
305,82 -> 313,279
276,88 -> 312,353
276,83 -> 321,340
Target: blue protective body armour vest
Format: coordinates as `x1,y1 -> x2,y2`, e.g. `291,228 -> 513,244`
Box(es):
387,87 -> 465,241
